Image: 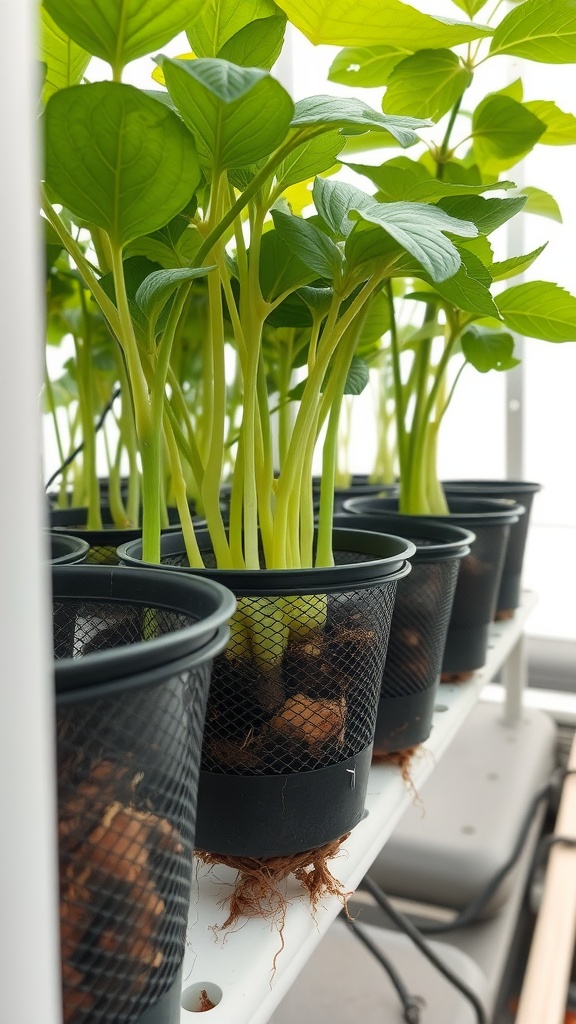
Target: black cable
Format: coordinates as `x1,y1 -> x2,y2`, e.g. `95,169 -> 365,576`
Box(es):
343,914 -> 421,1024
409,767 -> 576,936
45,386 -> 121,491
362,873 -> 488,1024
527,832 -> 576,897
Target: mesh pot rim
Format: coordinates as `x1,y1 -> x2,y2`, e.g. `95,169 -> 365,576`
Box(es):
332,513 -> 473,563
52,564 -> 236,693
49,505 -> 195,545
117,527 -> 415,595
48,530 -> 90,565
55,623 -> 229,705
342,495 -> 524,527
443,478 -> 543,496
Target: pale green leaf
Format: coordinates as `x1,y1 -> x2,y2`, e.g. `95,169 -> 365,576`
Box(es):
258,230 -> 316,301
44,82 -> 202,248
489,0 -> 576,63
437,194 -> 527,234
328,45 -> 410,87
431,249 -> 499,316
383,50 -> 472,121
217,15 -> 286,69
135,266 -> 213,327
275,132 -> 343,190
347,158 -> 514,202
159,57 -> 294,170
524,99 -> 576,144
291,95 -> 428,148
40,7 -> 90,102
313,177 -> 375,238
274,0 -> 493,48
449,0 -> 490,19
461,325 -> 519,371
348,201 -> 477,281
187,0 -> 278,56
271,210 -> 343,279
497,281 -> 576,340
43,0 -> 207,72
515,186 -> 562,221
472,94 -> 545,165
490,243 -> 547,281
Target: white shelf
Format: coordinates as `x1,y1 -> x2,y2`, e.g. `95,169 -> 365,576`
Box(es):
180,591 -> 537,1023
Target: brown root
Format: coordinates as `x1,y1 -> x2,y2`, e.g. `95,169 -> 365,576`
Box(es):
440,669 -> 476,683
196,834 -> 351,935
199,990 -> 216,1011
494,607 -> 515,621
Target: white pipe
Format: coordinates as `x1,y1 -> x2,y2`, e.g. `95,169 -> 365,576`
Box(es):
0,2 -> 62,1022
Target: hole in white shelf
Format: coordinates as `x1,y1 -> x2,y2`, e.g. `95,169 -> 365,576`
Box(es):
434,704 -> 448,713
487,772 -> 500,781
182,983 -> 223,1013
461,825 -> 476,835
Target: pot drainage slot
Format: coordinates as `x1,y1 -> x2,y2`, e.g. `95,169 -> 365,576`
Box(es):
182,982 -> 223,1013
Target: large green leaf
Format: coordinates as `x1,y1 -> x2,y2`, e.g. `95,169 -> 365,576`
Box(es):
497,282 -> 576,340
516,186 -> 562,222
44,82 -> 201,248
158,57 -> 294,170
43,0 -> 207,73
472,95 -> 546,167
348,201 -> 477,282
258,230 -> 316,301
271,210 -> 343,280
275,132 -> 343,191
217,15 -> 287,69
291,96 -> 428,148
40,7 -> 90,103
449,0 -> 489,18
328,45 -> 410,87
524,100 -> 576,144
489,0 -> 576,63
490,243 -> 547,282
347,158 -> 514,202
429,248 -> 498,316
343,356 -> 370,394
437,194 -> 527,234
135,266 -> 214,330
274,0 -> 493,47
383,50 -> 472,121
313,178 -> 375,238
461,325 -> 519,371
187,0 -> 278,56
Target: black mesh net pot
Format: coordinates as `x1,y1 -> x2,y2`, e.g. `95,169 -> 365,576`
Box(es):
118,528 -> 414,858
342,495 -> 523,679
333,514 -> 473,753
53,565 -> 235,1024
49,530 -> 90,565
443,480 -> 542,618
50,507 -> 198,566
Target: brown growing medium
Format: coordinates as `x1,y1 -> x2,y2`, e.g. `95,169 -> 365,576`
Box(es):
196,834 -> 352,962
440,669 -> 475,683
58,757 -> 183,1023
494,608 -> 515,621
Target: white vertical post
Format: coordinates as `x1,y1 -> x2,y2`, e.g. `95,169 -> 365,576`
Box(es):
0,2 -> 62,1023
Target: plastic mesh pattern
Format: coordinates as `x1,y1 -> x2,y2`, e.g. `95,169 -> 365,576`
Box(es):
448,524 -> 510,630
53,601 -> 196,659
199,576 -> 397,777
54,600 -> 210,1024
381,559 -> 459,698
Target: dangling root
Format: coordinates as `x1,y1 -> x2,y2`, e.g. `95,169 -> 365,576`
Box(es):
196,834 -> 351,936
372,745 -> 431,811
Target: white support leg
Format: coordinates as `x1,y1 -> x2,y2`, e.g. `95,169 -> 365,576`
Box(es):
502,632 -> 528,726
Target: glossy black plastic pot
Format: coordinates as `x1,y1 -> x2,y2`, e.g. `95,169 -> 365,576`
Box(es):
53,564 -> 234,1024
334,513 -> 472,751
118,527 -> 414,858
342,495 -> 523,678
443,480 -> 541,617
48,530 -> 90,565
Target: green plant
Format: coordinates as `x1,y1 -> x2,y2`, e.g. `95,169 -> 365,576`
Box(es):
46,0 -> 572,574
280,0 -> 576,514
